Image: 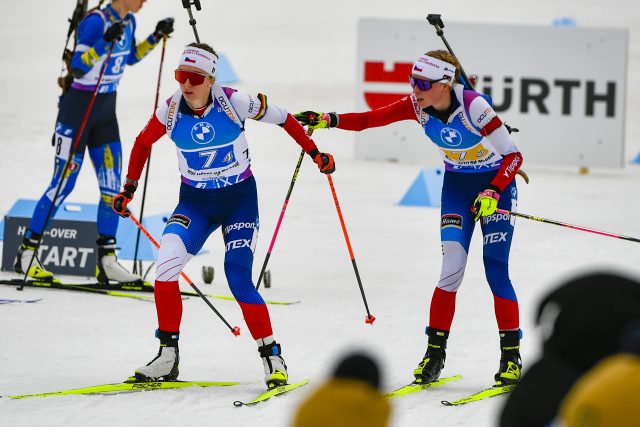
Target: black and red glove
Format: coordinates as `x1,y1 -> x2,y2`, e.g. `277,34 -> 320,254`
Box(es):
112,179 -> 138,217
309,149 -> 335,174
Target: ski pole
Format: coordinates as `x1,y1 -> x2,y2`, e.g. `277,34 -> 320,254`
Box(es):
127,211 -> 241,336
180,0 -> 202,43
19,42 -> 116,291
326,170 -> 376,325
255,149 -> 305,291
133,36 -> 168,274
496,209 -> 640,244
426,14 -> 475,89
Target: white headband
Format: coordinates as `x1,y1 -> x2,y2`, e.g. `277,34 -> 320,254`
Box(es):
412,55 -> 456,84
179,47 -> 218,77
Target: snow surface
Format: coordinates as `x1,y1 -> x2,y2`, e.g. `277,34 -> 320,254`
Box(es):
1,1 -> 639,426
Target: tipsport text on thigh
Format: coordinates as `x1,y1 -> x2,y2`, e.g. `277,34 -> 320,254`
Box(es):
481,212 -> 511,225
222,221 -> 257,236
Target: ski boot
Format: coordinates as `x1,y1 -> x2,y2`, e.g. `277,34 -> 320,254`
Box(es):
14,235 -> 56,282
413,328 -> 449,384
96,236 -> 141,285
258,337 -> 288,389
494,330 -> 522,385
134,330 -> 180,382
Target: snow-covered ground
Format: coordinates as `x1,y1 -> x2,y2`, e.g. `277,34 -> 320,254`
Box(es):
1,1 -> 639,426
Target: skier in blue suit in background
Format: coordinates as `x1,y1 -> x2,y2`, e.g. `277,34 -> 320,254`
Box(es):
15,0 -> 173,284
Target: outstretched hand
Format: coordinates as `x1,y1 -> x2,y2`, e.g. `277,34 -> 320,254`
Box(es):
294,111 -> 336,130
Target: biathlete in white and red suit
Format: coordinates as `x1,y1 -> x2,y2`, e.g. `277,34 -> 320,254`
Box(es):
112,43 -> 336,389
294,50 -> 524,387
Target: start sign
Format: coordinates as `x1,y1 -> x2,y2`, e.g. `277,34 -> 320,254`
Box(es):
2,199 -> 98,277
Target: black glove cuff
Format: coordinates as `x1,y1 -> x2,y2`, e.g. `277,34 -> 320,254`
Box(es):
124,179 -> 138,193
309,148 -> 319,159
328,112 -> 339,128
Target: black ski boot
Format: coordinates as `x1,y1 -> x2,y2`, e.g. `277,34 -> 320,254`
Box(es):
135,330 -> 180,382
413,328 -> 449,384
494,330 -> 522,385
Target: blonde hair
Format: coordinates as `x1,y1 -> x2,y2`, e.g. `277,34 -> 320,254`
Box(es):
426,50 -> 460,83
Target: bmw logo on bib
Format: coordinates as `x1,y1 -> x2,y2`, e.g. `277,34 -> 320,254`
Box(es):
440,127 -> 462,146
117,34 -> 127,49
192,122 -> 215,144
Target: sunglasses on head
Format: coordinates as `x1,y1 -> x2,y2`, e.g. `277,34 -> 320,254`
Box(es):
174,69 -> 209,85
409,75 -> 447,91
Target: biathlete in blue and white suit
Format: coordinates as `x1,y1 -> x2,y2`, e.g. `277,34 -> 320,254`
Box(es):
294,50 -> 525,386
15,0 -> 173,285
112,43 -> 336,388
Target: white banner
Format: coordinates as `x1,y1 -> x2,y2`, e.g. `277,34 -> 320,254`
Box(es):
355,18 -> 628,168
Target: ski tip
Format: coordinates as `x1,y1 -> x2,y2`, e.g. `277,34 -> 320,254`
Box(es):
233,400 -> 245,407
441,400 -> 453,406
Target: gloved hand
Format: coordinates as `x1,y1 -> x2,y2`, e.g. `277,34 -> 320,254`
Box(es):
112,180 -> 138,217
472,189 -> 500,221
103,21 -> 126,43
310,149 -> 335,174
154,17 -> 174,39
293,111 -> 337,130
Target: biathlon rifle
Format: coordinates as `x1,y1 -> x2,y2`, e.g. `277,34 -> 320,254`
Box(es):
58,0 -> 107,94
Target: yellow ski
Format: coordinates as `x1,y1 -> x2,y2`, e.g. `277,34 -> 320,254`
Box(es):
8,380 -> 240,399
233,379 -> 309,407
441,383 -> 516,406
385,375 -> 462,399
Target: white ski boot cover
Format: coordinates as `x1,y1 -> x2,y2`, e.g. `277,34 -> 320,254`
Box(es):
135,346 -> 179,381
96,240 -> 140,283
257,336 -> 288,388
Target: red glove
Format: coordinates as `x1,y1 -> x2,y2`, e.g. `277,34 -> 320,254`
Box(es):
310,149 -> 335,174
112,180 -> 137,217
